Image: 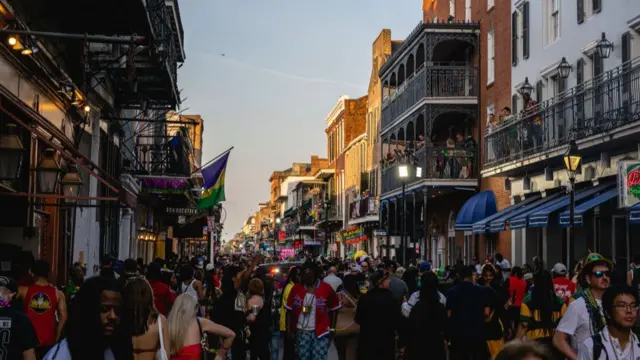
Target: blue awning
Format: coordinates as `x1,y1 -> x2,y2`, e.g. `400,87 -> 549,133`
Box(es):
630,203 -> 640,224
509,194 -> 568,230
488,193 -> 564,233
517,183 -> 614,229
455,191 -> 498,231
472,195 -> 541,234
559,188 -> 618,226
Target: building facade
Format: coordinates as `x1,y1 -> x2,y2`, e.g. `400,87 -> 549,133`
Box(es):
475,0 -> 640,267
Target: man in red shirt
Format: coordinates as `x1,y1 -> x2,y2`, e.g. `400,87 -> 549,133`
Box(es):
286,262 -> 341,360
551,263 -> 576,304
146,262 -> 175,316
17,260 -> 67,358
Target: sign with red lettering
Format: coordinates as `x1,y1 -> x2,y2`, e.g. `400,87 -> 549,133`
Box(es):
617,161 -> 640,208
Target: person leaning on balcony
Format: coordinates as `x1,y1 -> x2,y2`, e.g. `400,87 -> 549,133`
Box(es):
522,94 -> 543,150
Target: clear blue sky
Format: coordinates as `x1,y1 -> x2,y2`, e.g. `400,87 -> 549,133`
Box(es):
178,0 -> 422,241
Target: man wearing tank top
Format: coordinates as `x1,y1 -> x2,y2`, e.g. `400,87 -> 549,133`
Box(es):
179,265 -> 204,300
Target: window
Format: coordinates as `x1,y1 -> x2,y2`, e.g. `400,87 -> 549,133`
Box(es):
487,0 -> 494,10
465,0 -> 471,21
549,0 -> 560,43
522,2 -> 530,59
449,0 -> 455,18
487,30 -> 495,84
511,11 -> 518,66
577,0 -> 584,23
512,94 -> 519,114
536,81 -> 543,102
486,104 -> 495,127
578,0 -> 601,23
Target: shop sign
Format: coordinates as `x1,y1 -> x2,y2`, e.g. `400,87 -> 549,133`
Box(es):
165,207 -> 200,216
340,226 -> 367,245
280,248 -> 295,260
617,161 -> 640,208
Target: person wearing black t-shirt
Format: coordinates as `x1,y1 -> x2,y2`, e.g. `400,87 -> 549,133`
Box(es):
446,266 -> 491,360
0,276 -> 38,360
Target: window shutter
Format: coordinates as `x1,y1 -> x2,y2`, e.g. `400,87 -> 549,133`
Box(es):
593,52 -> 603,77
593,0 -> 601,14
536,81 -> 543,102
512,94 -> 519,114
512,11 -> 518,66
577,0 -> 584,24
622,32 -> 631,64
576,59 -> 584,84
522,2 -> 530,59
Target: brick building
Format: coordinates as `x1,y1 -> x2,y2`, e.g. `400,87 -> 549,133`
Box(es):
423,0 -> 513,262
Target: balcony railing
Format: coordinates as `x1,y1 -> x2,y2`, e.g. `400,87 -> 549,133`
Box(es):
484,57 -> 640,169
349,197 -> 378,220
381,147 -> 477,194
382,64 -> 478,129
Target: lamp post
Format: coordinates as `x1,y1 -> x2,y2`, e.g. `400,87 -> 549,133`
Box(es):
398,164 -> 409,265
0,123 -> 25,182
323,197 -> 330,257
273,217 -> 281,258
37,148 -> 62,193
563,140 -> 581,266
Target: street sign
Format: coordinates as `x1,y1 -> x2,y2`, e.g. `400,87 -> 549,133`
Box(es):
207,216 -> 215,229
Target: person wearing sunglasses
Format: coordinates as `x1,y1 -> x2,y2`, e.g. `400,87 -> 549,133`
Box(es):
577,285 -> 640,360
554,253 -> 612,360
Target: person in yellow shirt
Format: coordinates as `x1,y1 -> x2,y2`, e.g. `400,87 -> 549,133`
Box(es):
518,269 -> 567,360
280,266 -> 300,360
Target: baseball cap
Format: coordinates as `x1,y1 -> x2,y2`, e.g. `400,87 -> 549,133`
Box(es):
205,263 -> 214,271
0,276 -> 17,293
552,263 -> 567,275
419,261 -> 432,273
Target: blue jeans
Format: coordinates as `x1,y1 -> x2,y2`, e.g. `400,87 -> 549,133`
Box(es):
295,331 -> 329,360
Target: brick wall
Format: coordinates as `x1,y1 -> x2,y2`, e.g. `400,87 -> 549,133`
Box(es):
310,155 -> 329,175
424,0 -> 513,262
344,95 -> 368,145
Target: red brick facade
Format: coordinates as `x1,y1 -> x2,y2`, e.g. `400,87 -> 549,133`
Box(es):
424,0 -> 512,261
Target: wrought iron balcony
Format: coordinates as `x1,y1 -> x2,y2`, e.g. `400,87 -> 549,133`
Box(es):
484,57 -> 640,172
349,197 -> 378,220
381,147 -> 478,194
381,64 -> 478,130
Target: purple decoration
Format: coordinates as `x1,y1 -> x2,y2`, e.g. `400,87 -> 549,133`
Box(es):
141,178 -> 189,190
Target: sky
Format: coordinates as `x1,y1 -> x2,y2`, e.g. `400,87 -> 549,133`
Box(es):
178,0 -> 421,241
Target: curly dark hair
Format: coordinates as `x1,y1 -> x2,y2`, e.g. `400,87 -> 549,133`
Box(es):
65,276 -> 132,360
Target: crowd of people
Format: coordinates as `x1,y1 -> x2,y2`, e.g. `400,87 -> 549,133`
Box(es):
1,251 -> 640,360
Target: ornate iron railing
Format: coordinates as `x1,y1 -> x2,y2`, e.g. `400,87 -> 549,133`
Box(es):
381,147 -> 477,194
381,65 -> 478,129
484,57 -> 640,168
349,197 -> 378,220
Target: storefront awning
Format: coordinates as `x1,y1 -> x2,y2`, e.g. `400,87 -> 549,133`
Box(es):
455,191 -> 497,231
520,182 -> 614,228
559,188 -> 618,227
488,193 -> 564,233
629,203 -> 640,224
472,195 -> 541,234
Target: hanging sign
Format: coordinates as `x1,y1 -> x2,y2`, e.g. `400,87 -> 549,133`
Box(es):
618,161 -> 640,208
340,226 -> 367,245
280,248 -> 295,260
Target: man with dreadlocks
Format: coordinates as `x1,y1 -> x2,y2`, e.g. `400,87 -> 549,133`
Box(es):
553,253 -> 612,360
44,276 -> 132,360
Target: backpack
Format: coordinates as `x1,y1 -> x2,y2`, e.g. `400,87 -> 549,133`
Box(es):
592,333 -> 605,360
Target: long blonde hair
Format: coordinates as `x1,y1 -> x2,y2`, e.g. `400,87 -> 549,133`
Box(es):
167,294 -> 198,357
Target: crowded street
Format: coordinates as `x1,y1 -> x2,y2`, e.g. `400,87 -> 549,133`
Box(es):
1,0 -> 640,360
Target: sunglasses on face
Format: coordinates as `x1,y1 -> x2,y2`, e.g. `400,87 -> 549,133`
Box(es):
592,270 -> 611,278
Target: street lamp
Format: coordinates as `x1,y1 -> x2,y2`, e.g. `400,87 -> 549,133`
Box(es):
37,148 -> 62,193
398,164 -> 410,266
323,198 -> 330,256
563,140 -> 581,266
596,32 -> 614,59
60,164 -> 84,202
519,77 -> 534,98
274,217 -> 281,257
0,123 -> 25,181
557,57 -> 572,79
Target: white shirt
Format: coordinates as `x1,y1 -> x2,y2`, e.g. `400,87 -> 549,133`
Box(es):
323,274 -> 343,293
401,290 -> 447,318
297,293 -> 317,331
181,280 -> 199,299
44,339 -> 115,360
578,327 -> 640,360
557,297 -> 604,351
496,259 -> 511,280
